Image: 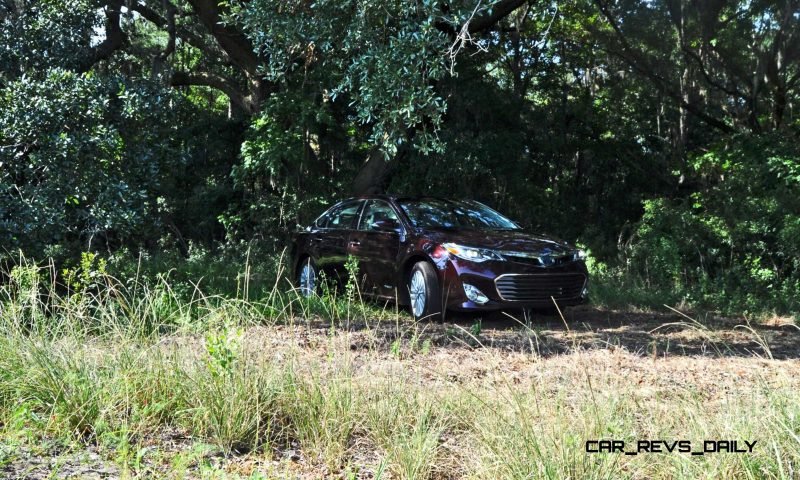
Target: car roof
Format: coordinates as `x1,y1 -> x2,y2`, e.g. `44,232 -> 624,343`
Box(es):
337,195 -> 451,204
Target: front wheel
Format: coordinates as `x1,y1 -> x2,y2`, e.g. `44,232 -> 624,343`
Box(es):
408,262 -> 442,321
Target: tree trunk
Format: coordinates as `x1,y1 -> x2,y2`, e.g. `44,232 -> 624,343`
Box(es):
351,150 -> 395,195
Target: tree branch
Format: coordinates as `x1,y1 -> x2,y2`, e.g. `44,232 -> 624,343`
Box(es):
185,0 -> 260,75
436,0 -> 530,35
78,0 -> 125,72
468,0 -> 529,33
170,71 -> 247,110
681,46 -> 746,99
131,2 -> 220,59
160,0 -> 177,61
593,0 -> 735,134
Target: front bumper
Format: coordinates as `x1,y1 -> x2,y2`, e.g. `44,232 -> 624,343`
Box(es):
438,256 -> 589,311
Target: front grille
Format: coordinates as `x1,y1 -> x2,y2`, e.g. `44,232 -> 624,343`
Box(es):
495,273 -> 586,302
499,252 -> 574,267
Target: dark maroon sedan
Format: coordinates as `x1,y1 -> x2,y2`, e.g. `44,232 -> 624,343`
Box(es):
292,196 -> 588,320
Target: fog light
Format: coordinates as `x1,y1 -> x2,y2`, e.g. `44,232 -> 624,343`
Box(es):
463,283 -> 489,305
581,286 -> 589,298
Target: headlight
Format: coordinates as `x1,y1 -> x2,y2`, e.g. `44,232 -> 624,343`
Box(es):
442,243 -> 504,263
573,249 -> 587,261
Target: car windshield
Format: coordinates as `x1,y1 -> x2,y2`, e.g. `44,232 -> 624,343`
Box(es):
398,199 -> 520,230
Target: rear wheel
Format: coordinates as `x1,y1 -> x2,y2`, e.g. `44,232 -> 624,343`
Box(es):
297,258 -> 317,297
408,262 -> 442,321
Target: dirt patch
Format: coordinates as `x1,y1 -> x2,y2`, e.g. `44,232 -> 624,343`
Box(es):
0,442 -> 119,480
265,304 -> 800,361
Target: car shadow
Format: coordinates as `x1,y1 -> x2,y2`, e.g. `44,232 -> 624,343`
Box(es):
429,305 -> 800,360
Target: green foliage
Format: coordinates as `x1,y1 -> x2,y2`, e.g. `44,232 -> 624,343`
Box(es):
624,134 -> 800,314
0,69 -> 179,259
205,327 -> 241,378
62,252 -> 108,293
1,2 -> 241,262
234,0 -> 455,155
0,0 -> 99,77
228,0 -> 494,238
344,255 -> 360,301
231,92 -> 349,238
9,264 -> 39,300
2,0 -> 799,317
469,320 -> 482,337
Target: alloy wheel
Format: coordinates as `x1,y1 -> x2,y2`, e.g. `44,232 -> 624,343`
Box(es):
299,262 -> 316,297
410,270 -> 426,317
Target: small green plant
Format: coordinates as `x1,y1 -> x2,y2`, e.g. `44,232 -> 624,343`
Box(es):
10,264 -> 40,296
344,255 -> 359,300
420,338 -> 432,355
390,339 -> 402,358
7,264 -> 42,324
62,252 -> 108,293
406,330 -> 432,356
470,320 -> 482,337
318,270 -> 334,302
205,328 -> 241,378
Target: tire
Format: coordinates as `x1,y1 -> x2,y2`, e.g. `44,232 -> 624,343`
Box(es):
408,261 -> 443,321
297,257 -> 318,297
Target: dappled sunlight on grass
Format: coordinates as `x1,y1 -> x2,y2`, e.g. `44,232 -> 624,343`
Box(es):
1,262 -> 799,478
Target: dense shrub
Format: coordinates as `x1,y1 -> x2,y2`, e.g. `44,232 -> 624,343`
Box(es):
622,134 -> 800,315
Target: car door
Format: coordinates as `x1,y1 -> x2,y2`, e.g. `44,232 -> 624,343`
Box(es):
317,200 -> 364,283
348,200 -> 404,298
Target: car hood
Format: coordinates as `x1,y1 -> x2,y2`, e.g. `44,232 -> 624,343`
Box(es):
422,229 -> 574,255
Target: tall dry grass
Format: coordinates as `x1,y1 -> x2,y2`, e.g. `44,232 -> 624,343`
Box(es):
0,259 -> 798,479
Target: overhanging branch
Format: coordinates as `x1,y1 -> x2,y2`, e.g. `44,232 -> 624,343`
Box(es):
185,0 -> 261,75
468,0 -> 529,33
437,0 -> 530,35
170,71 -> 248,111
131,2 -> 219,59
78,0 -> 125,72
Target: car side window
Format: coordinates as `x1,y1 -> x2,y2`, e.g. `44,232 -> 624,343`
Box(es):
359,200 -> 401,232
313,209 -> 332,229
327,201 -> 361,230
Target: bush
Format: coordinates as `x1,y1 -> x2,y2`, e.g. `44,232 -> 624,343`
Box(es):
622,133 -> 800,315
